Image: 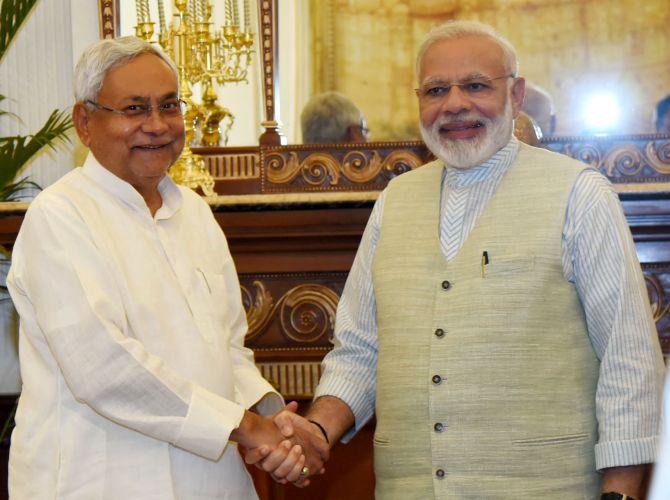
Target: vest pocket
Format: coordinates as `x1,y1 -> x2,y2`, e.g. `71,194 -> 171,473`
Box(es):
512,432 -> 589,446
373,434 -> 391,447
485,253 -> 535,277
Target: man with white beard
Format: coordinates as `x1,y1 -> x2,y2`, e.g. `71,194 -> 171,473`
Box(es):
247,20 -> 665,499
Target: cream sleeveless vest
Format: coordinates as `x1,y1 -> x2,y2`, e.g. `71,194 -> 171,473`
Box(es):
371,143 -> 600,499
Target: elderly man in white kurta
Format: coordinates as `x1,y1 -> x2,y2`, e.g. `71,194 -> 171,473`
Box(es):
5,37 -> 306,500
249,21 -> 666,500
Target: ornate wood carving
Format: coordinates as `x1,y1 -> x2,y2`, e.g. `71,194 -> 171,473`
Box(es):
197,135 -> 670,195
238,272 -> 346,398
644,266 -> 670,353
98,0 -> 118,39
543,135 -> 670,187
256,360 -> 323,399
242,280 -> 339,343
257,0 -> 284,145
260,141 -> 432,192
239,272 -> 347,359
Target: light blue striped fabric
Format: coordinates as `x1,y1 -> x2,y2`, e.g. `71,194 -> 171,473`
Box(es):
315,136 -> 665,470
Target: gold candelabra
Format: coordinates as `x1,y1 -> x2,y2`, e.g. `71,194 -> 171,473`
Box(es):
134,0 -> 255,196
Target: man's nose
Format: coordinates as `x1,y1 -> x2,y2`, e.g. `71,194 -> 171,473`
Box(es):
439,85 -> 472,115
140,108 -> 170,134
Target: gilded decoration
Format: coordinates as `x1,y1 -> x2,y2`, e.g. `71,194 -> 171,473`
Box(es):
241,280 -> 340,343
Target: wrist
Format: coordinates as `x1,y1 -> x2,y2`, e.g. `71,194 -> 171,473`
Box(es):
308,419 -> 329,444
230,410 -> 258,448
601,493 -> 636,500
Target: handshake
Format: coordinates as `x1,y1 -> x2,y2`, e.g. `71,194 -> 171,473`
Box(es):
234,401 -> 331,488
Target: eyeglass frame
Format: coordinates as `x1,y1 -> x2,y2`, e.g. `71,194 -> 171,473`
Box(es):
85,98 -> 188,120
414,74 -> 516,103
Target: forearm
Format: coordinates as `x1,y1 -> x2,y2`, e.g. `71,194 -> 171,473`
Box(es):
305,395 -> 356,448
601,464 -> 648,498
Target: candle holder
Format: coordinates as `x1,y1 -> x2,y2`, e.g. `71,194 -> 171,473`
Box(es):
134,0 -> 256,195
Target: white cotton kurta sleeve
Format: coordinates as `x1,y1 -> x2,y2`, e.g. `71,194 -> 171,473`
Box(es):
204,207 -> 284,418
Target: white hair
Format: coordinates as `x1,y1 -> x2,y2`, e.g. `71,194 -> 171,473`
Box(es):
73,36 -> 178,103
522,81 -> 555,136
301,92 -> 364,144
415,20 -> 519,81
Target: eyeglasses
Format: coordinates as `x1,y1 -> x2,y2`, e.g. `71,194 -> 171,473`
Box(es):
86,99 -> 187,120
415,75 -> 514,105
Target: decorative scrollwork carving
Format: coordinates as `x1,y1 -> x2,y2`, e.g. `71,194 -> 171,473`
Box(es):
644,274 -> 670,323
550,138 -> 670,180
301,153 -> 341,185
562,143 -> 601,168
342,150 -> 382,183
280,284 -> 339,342
265,149 -> 424,187
604,144 -> 644,177
266,151 -> 341,185
645,140 -> 670,174
241,281 -> 275,341
266,151 -> 300,183
382,150 -> 423,179
241,282 -> 340,343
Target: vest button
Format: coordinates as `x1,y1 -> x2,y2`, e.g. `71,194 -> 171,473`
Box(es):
435,468 -> 445,479
431,374 -> 442,385
434,422 -> 444,432
434,328 -> 445,338
441,280 -> 451,290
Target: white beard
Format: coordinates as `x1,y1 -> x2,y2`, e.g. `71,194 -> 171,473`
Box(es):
420,99 -> 514,169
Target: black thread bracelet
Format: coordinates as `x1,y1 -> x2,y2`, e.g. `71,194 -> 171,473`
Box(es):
308,419 -> 329,444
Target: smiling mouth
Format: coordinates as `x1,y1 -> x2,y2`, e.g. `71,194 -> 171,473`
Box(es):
133,143 -> 170,151
440,122 -> 484,132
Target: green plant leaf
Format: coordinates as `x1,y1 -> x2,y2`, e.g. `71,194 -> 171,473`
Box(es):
0,177 -> 40,201
0,0 -> 40,63
0,108 -> 73,189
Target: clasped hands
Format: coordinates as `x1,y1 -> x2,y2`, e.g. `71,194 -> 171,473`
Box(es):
241,401 -> 330,487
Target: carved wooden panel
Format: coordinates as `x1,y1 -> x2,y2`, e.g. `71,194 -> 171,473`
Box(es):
257,0 -> 283,145
239,271 -> 347,399
644,265 -> 670,353
240,272 -> 346,356
543,135 -> 670,187
99,0 -> 118,39
260,141 -> 432,193
198,135 -> 670,195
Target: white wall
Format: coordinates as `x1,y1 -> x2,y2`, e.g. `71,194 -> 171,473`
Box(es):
277,0 -> 310,144
0,0 -> 100,394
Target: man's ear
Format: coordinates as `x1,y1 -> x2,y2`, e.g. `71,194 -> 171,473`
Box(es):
345,124 -> 366,143
72,102 -> 92,147
510,77 -> 526,119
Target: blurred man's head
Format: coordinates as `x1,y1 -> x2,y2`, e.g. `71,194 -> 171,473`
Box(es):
301,92 -> 368,144
655,95 -> 670,134
415,21 -> 525,169
72,37 -> 185,189
522,82 -> 556,137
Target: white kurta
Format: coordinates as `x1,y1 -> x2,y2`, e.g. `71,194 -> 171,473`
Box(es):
7,153 -> 282,499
